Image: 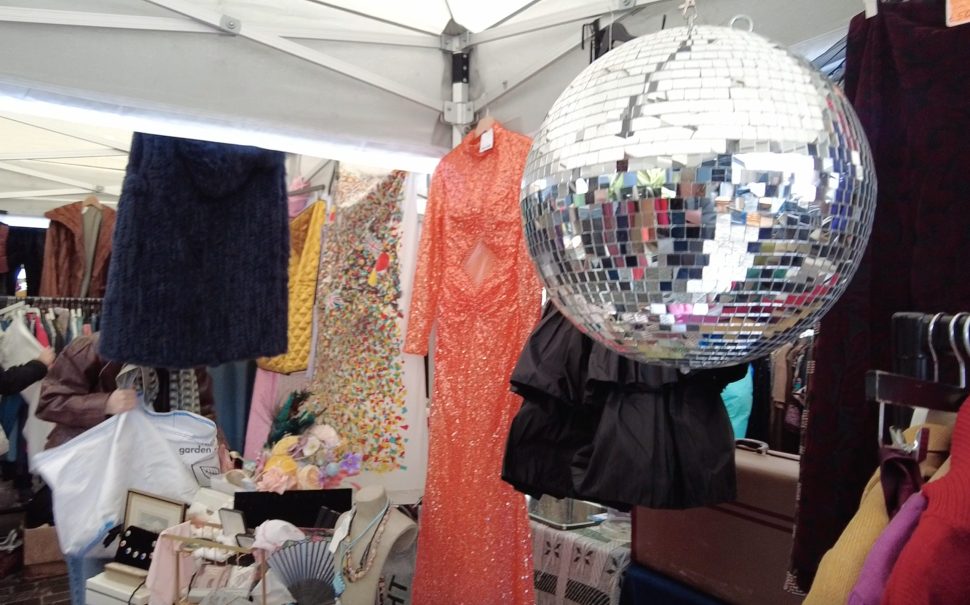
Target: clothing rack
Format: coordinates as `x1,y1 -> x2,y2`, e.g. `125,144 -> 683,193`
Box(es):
0,296 -> 103,308
287,183 -> 328,197
890,312 -> 970,379
867,312 -> 970,441
1,296 -> 104,353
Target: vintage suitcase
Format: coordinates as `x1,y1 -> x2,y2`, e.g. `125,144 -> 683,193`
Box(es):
633,442 -> 803,605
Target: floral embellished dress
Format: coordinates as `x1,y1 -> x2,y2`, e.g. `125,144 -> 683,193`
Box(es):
404,125 -> 541,604
309,170 -> 412,474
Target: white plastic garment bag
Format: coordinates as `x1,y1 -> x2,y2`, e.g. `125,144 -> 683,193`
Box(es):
0,308 -> 42,367
0,311 -> 53,463
31,406 -> 202,556
116,366 -> 220,486
153,410 -> 220,487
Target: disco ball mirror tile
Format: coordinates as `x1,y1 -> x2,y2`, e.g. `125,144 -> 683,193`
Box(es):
521,25 -> 876,369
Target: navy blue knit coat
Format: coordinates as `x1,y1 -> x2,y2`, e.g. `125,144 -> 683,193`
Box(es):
99,133 -> 289,368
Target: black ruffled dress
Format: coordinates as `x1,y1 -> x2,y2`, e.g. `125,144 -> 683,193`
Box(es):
502,305 -> 746,510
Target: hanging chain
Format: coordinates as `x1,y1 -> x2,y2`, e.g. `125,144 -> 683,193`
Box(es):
679,0 -> 698,35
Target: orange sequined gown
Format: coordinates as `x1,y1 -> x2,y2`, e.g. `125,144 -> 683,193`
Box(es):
404,124 -> 540,604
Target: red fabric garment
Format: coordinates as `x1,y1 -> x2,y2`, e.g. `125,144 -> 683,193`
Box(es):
404,124 -> 540,605
879,446 -> 924,519
31,313 -> 50,348
882,401 -> 970,604
789,2 -> 970,592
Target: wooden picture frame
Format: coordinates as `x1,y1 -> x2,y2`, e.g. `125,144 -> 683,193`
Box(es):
124,490 -> 186,533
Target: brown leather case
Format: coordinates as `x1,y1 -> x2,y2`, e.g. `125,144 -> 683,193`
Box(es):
633,444 -> 804,605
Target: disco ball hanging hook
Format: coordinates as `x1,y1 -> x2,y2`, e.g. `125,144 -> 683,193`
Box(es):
679,0 -> 698,35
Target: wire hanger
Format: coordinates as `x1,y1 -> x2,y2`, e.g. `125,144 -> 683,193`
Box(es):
950,312 -> 968,389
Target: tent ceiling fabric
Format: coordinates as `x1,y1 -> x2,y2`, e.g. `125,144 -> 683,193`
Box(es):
0,0 -> 860,215
0,111 -> 129,215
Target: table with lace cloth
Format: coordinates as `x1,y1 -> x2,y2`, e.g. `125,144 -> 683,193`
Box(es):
531,520 -> 631,605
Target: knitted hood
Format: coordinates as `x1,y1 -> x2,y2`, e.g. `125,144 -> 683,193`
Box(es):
174,138 -> 283,200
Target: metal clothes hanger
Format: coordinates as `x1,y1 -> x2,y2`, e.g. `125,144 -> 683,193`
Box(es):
868,313 -> 969,445
890,313 -> 970,460
950,312 -> 968,389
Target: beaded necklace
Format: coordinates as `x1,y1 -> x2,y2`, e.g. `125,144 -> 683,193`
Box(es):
332,500 -> 391,594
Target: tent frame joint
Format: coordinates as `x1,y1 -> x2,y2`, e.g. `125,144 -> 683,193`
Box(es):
442,100 -> 475,126
440,32 -> 471,52
443,49 -> 473,131
218,14 -> 241,34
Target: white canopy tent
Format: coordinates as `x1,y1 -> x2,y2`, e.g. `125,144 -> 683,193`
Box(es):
0,112 -> 129,219
0,0 -> 858,216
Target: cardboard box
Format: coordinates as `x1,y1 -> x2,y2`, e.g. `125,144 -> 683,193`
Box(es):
22,524 -> 66,579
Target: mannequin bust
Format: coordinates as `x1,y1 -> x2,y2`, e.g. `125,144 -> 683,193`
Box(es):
337,486 -> 417,605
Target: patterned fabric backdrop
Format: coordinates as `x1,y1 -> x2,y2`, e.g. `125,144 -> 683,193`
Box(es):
532,521 -> 630,605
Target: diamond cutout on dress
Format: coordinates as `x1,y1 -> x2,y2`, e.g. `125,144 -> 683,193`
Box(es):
463,240 -> 499,288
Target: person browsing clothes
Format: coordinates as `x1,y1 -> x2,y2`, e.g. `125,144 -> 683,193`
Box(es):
36,331 -> 220,605
36,332 -> 217,449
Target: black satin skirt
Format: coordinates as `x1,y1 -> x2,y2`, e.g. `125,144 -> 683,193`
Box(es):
502,305 -> 745,510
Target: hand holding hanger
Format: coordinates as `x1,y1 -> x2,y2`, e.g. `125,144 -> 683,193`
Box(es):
106,389 -> 138,415
36,348 -> 55,368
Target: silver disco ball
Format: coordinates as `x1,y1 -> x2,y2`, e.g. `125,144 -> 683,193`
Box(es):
521,25 -> 876,369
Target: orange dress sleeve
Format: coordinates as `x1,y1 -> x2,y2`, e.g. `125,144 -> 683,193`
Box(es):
403,168 -> 446,356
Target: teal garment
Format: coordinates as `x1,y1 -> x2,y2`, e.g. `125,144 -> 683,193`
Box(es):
721,363 -> 754,439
